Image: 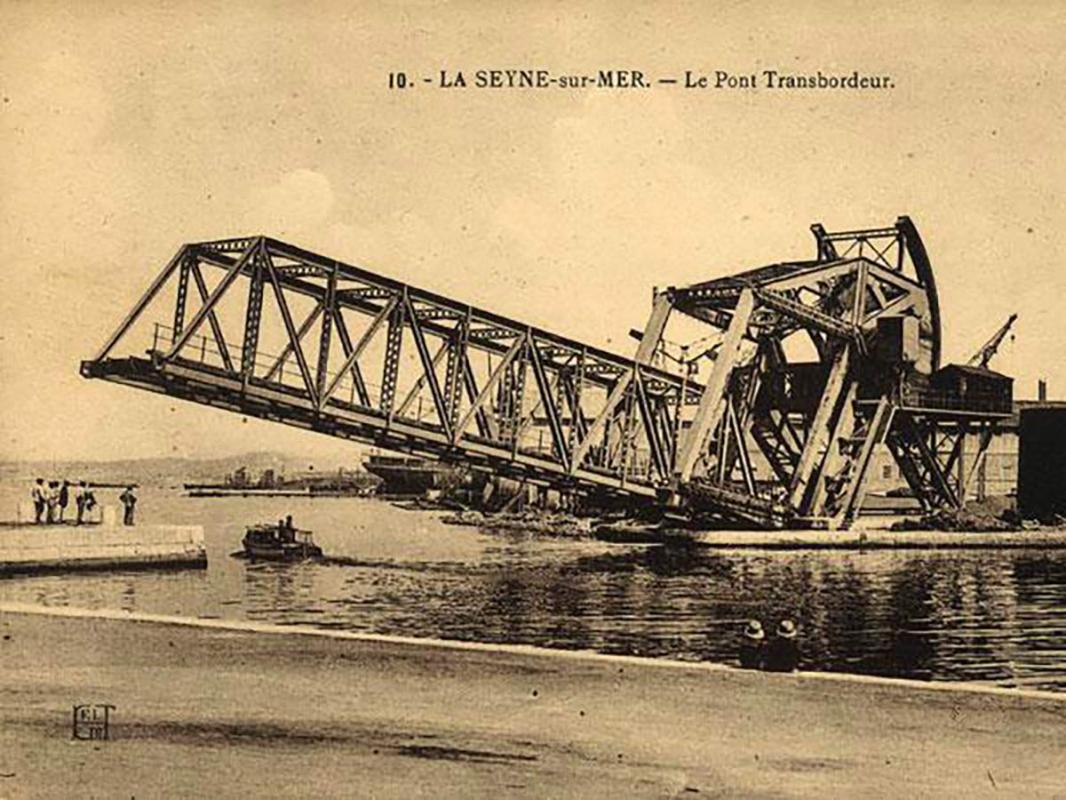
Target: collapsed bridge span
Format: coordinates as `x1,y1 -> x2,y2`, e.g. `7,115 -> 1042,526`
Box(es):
82,217 -> 1011,529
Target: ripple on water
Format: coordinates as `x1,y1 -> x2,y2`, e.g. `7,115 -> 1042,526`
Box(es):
1,488 -> 1064,691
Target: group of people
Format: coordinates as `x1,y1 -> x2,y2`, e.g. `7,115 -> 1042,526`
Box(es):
31,479 -> 96,525
739,618 -> 800,672
274,515 -> 296,542
30,480 -> 138,526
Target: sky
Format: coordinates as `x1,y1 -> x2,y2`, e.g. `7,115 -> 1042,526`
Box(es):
2,0 -> 1064,463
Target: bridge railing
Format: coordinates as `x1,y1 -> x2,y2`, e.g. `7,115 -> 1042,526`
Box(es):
85,237 -> 686,500
149,322 -> 656,469
149,322 -> 390,411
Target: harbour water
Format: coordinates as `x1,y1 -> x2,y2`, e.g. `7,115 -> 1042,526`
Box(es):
1,486 -> 1064,692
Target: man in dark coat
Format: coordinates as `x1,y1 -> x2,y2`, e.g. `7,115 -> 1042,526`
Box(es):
739,620 -> 765,669
764,619 -> 801,672
58,480 -> 70,523
119,486 -> 137,526
75,482 -> 87,525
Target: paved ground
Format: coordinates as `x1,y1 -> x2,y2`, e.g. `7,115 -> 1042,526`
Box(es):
1,606 -> 1064,798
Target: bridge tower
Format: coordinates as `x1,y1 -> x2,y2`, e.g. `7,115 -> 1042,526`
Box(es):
81,218 -> 1012,529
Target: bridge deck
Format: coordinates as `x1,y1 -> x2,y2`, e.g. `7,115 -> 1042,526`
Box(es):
80,235 -> 699,504
80,224 -> 1012,528
82,353 -> 661,500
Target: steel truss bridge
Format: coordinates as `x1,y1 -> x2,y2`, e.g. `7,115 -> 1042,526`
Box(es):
82,217 -> 1011,529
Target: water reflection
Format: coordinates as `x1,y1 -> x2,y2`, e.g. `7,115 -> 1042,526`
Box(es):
243,560 -> 325,621
1,487 -> 1063,691
295,543 -> 1066,690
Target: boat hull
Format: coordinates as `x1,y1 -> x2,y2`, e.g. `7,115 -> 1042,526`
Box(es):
242,541 -> 323,561
363,456 -> 460,495
241,525 -> 323,562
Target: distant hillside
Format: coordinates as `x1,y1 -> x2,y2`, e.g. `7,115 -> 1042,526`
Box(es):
0,451 -> 366,488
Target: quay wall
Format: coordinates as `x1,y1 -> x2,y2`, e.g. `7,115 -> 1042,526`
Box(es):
687,528 -> 1066,549
593,526 -> 1066,548
0,524 -> 206,573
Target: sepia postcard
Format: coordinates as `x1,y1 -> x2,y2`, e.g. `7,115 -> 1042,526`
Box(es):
1,1 -> 1064,797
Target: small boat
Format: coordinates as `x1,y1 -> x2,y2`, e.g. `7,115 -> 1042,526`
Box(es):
242,523 -> 323,561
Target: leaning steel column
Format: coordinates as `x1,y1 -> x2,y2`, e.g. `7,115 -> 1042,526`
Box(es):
789,344 -> 851,511
380,299 -> 405,422
571,293 -> 672,475
315,263 -> 338,406
635,292 -> 672,364
674,288 -> 754,483
239,245 -> 265,391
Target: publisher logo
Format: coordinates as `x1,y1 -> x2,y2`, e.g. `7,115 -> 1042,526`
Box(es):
72,704 -> 114,741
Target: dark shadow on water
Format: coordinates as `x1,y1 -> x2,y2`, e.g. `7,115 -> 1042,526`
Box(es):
282,543 -> 1066,690
3,490 -> 1064,691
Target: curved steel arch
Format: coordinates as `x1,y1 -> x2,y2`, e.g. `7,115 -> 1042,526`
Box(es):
896,215 -> 942,372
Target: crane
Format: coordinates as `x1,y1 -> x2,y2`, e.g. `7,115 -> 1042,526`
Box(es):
968,313 -> 1018,370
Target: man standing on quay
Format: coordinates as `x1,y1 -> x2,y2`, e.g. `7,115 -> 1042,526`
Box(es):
119,486 -> 137,526
31,478 -> 46,524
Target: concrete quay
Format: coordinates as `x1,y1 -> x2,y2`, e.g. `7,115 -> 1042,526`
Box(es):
1,604 -> 1063,798
687,527 -> 1066,550
595,524 -> 1066,549
0,523 -> 206,573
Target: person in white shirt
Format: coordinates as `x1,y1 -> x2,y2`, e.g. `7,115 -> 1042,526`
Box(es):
45,481 -> 59,524
31,478 -> 46,524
